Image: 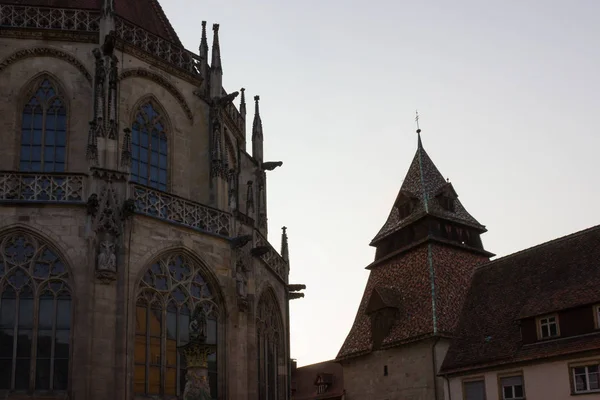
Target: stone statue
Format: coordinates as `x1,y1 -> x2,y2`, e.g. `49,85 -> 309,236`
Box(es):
236,263 -> 247,299
97,240 -> 116,272
190,306 -> 208,342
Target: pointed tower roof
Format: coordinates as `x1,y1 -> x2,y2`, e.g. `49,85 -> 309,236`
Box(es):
17,0 -> 182,45
252,95 -> 263,139
370,133 -> 485,246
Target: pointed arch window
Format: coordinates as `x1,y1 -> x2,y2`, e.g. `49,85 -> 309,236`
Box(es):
134,253 -> 219,398
131,102 -> 168,191
0,232 -> 72,392
20,78 -> 67,172
257,292 -> 285,400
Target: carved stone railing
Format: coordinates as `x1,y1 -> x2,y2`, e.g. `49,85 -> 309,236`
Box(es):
255,232 -> 288,282
115,17 -> 200,75
132,185 -> 231,237
0,172 -> 85,203
0,4 -> 100,32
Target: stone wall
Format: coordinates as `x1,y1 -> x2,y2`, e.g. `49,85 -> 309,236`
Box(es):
0,29 -> 288,400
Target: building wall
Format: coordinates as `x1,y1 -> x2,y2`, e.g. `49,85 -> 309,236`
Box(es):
446,354 -> 600,400
0,23 -> 288,400
341,338 -> 440,400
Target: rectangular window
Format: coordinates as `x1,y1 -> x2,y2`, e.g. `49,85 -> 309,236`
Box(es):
537,315 -> 559,339
500,376 -> 524,399
595,305 -> 600,329
464,380 -> 486,400
572,365 -> 600,394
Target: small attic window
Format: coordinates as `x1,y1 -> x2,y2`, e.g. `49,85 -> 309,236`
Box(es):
397,201 -> 413,219
439,196 -> 455,212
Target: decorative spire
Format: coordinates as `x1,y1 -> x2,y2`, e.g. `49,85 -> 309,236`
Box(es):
86,121 -> 98,165
239,88 -> 246,118
246,180 -> 254,215
199,21 -> 209,60
121,128 -> 132,167
252,95 -> 264,163
211,23 -> 222,73
281,226 -> 289,262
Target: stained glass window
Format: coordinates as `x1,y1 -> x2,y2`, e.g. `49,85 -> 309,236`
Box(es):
134,253 -> 218,398
20,78 -> 67,172
0,232 -> 71,391
131,102 -> 168,191
257,291 -> 284,400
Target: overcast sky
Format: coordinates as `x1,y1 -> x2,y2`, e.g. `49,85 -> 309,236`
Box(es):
162,0 -> 600,366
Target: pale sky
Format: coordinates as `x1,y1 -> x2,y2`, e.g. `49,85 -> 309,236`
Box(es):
161,0 -> 600,366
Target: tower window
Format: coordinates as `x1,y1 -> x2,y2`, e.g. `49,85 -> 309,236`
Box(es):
384,365 -> 388,376
397,201 -> 412,219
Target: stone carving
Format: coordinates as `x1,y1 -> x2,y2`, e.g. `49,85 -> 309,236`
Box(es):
262,161 -> 283,171
228,169 -> 237,210
182,369 -> 212,400
89,183 -> 125,283
190,306 -> 208,342
246,181 -> 254,215
102,0 -> 115,17
120,128 -> 132,167
0,47 -> 93,83
96,239 -> 117,284
119,68 -> 194,122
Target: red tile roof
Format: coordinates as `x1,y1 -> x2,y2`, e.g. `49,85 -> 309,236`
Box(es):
292,361 -> 344,400
336,243 -> 488,360
3,0 -> 181,45
440,225 -> 600,375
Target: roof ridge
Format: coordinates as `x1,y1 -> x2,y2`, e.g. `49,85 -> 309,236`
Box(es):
476,223 -> 600,271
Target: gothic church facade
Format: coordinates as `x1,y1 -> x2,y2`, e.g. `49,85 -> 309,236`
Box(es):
0,1 -> 294,399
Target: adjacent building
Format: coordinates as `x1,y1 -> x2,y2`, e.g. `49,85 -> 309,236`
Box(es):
0,1 -> 299,399
439,226 -> 600,400
336,132 -> 494,399
291,360 -> 345,400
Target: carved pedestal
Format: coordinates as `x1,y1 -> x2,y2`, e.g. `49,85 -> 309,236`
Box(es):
178,339 -> 216,400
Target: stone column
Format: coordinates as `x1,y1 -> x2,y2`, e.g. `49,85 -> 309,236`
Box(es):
178,339 -> 216,400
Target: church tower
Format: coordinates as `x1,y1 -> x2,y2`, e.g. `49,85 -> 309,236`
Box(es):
336,129 -> 494,400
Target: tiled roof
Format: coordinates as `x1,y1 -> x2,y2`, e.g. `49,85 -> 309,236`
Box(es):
370,135 -> 484,246
336,244 -> 488,360
440,224 -> 600,374
292,360 -> 344,400
4,0 -> 182,45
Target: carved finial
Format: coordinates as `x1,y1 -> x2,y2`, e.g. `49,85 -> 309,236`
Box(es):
121,128 -> 132,167
240,88 -> 246,117
281,226 -> 289,262
211,23 -> 222,72
246,180 -> 254,215
252,96 -> 264,163
86,121 -> 98,165
200,21 -> 209,57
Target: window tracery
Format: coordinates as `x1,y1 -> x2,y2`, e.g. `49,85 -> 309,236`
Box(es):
256,291 -> 284,400
0,231 -> 71,392
134,252 -> 219,398
131,101 -> 168,191
20,78 -> 67,172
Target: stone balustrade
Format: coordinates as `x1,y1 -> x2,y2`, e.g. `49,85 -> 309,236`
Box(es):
0,172 -> 85,203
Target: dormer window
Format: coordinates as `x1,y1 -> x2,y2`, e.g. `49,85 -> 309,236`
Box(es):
317,384 -> 327,394
537,314 -> 560,339
439,196 -> 455,212
397,201 -> 412,219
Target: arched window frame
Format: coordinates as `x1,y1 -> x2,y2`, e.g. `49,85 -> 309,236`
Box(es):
130,97 -> 170,191
256,289 -> 285,400
133,251 -> 224,399
18,74 -> 69,173
0,230 -> 73,393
